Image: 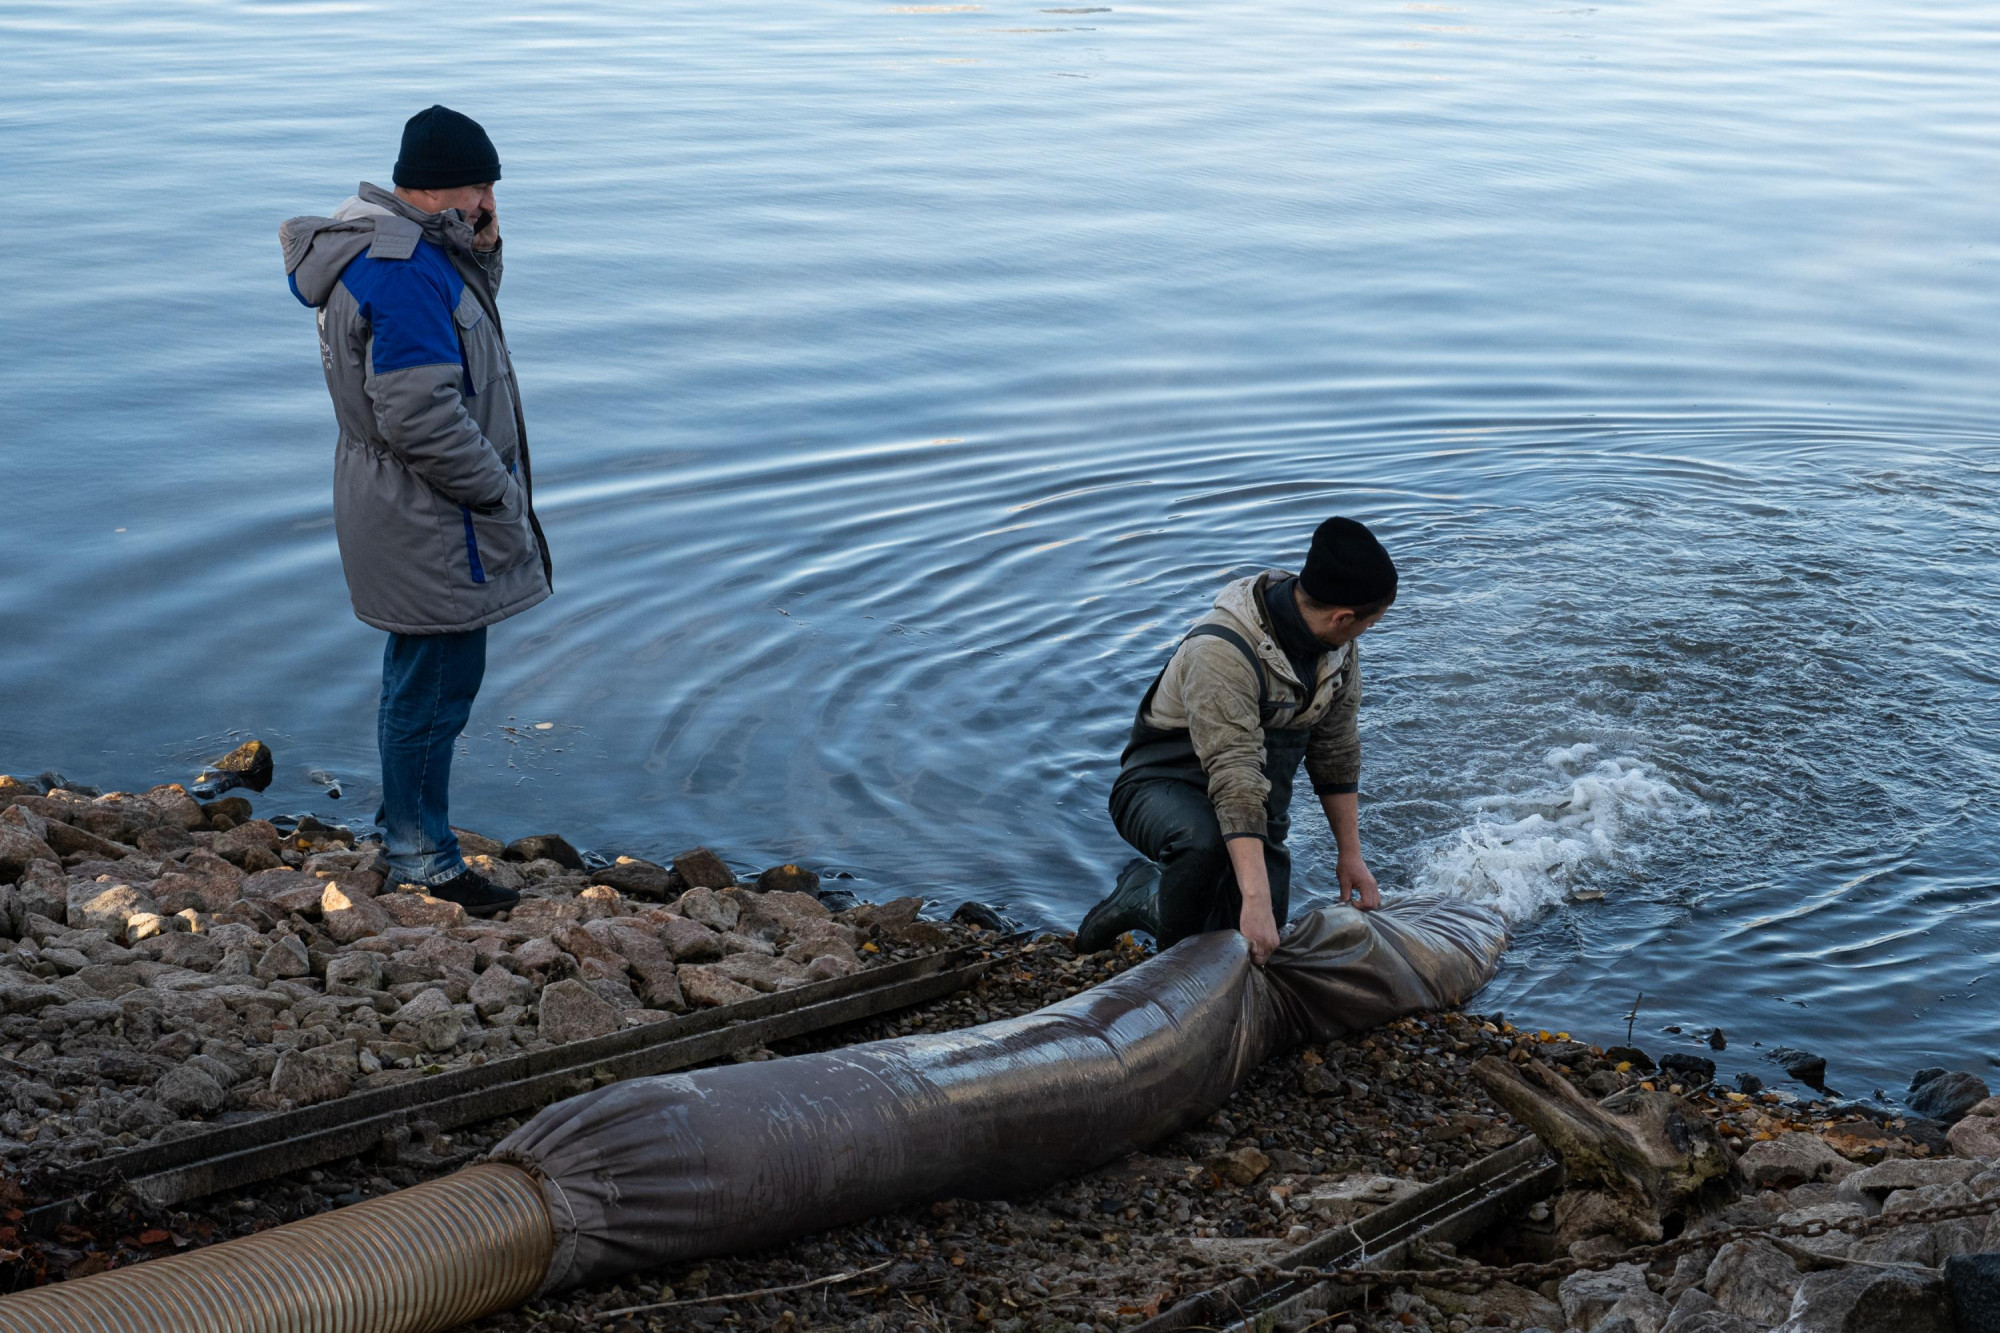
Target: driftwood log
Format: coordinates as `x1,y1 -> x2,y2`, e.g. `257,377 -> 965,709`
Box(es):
1471,1055 -> 1740,1245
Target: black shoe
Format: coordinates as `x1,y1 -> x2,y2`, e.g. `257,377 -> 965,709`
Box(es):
1075,857 -> 1161,953
426,868 -> 521,918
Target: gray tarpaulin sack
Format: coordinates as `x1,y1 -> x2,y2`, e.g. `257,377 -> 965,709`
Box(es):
495,892 -> 1507,1291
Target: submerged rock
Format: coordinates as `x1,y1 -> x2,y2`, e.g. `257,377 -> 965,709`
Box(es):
951,900 -> 1009,932
192,739 -> 275,797
754,864 -> 819,896
1769,1046 -> 1827,1086
594,856 -> 674,899
1907,1068 -> 1989,1124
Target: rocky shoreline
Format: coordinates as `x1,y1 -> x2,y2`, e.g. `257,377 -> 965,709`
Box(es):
0,752 -> 992,1196
1,754 -> 1996,1331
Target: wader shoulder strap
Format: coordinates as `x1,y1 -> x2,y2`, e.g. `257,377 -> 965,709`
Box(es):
1136,623 -> 1268,722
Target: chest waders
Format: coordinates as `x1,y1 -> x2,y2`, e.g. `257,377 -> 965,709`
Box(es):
1105,625 -> 1314,951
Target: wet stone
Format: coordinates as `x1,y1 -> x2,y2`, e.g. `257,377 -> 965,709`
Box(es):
1768,1046 -> 1827,1085
672,847 -> 736,891
754,864 -> 819,896
594,856 -> 675,899
504,834 -> 583,870
1906,1068 -> 1990,1124
194,739 -> 274,795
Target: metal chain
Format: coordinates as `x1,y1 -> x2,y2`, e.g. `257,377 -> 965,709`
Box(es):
1217,1192 -> 2000,1295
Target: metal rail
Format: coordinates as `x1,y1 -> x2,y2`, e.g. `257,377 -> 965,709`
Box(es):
28,947 -> 993,1232
1135,1136 -> 1563,1333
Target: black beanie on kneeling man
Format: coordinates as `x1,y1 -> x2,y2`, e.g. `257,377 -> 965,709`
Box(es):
1299,517 -> 1397,610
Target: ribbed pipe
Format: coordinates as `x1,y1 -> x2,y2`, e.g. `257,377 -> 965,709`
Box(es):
0,1163 -> 553,1333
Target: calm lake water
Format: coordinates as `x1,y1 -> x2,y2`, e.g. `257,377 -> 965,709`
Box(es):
2,1 -> 1996,1105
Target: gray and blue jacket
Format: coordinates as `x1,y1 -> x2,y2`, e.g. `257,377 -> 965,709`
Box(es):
281,182 -> 551,635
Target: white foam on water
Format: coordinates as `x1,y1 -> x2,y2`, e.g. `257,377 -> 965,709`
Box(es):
1414,747 -> 1697,920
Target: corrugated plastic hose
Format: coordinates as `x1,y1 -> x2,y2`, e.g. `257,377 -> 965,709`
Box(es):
0,1163 -> 552,1333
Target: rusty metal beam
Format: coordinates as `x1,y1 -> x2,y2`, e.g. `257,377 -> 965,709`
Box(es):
28,947 -> 991,1232
1136,1136 -> 1562,1333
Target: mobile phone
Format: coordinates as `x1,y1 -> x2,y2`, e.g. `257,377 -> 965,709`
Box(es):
472,207 -> 494,233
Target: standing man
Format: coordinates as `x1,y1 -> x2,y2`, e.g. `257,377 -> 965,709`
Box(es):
1077,518 -> 1396,963
280,106 -> 552,916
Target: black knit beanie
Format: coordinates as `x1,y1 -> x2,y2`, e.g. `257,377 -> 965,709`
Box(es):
393,106 -> 502,189
1299,517 -> 1398,610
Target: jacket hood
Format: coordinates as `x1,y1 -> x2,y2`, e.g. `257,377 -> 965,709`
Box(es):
1210,570 -> 1350,691
279,181 -> 478,308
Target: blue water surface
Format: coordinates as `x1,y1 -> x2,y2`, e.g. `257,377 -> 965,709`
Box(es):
1,0 -> 1996,1101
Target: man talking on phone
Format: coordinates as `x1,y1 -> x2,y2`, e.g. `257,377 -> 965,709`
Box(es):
280,105 -> 552,916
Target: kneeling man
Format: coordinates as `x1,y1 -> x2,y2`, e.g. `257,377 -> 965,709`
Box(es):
1079,517 -> 1396,964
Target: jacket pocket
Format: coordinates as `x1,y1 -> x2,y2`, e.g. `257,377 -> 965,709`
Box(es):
452,294 -> 508,393
459,480 -> 537,583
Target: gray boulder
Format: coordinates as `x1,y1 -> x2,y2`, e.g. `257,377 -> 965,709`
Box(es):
1945,1253 -> 2000,1333
252,935 -> 311,981
1739,1132 -> 1853,1190
1774,1264 -> 1951,1333
66,880 -> 158,934
1661,1289 -> 1761,1333
1703,1238 -> 1799,1326
155,1064 -> 226,1117
1560,1262 -> 1651,1330
0,825 -> 60,884
1838,1157 -> 1978,1204
538,978 -> 620,1045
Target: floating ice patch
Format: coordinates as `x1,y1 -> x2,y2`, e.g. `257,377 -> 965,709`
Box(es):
1414,750 -> 1695,920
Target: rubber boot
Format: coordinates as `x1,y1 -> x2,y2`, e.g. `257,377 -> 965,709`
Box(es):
1075,857 -> 1161,953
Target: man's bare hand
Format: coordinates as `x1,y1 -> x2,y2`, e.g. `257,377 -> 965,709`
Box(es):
1238,899 -> 1281,966
1337,853 -> 1381,911
473,204 -> 499,251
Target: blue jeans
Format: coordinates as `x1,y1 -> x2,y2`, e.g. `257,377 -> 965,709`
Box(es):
376,627 -> 487,887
